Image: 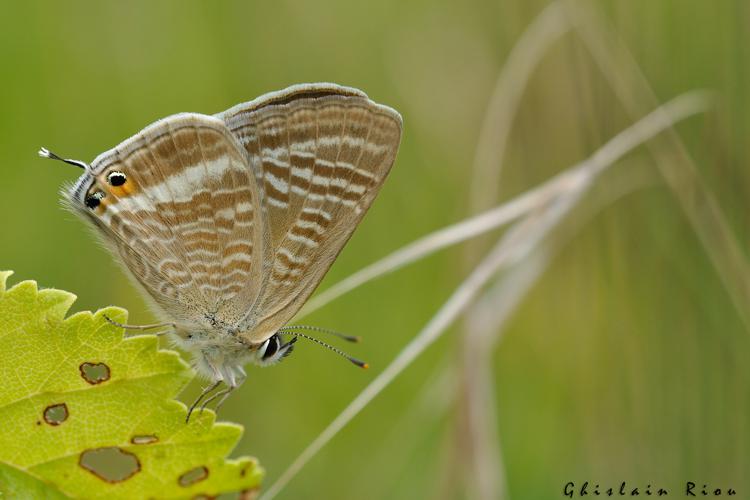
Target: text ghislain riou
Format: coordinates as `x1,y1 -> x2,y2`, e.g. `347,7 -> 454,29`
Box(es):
564,482 -> 737,497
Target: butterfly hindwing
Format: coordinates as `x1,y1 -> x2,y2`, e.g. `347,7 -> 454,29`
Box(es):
217,84 -> 403,341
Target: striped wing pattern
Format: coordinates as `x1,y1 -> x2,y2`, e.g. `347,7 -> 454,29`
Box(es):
69,84 -> 401,345
218,86 -> 402,342
80,115 -> 266,326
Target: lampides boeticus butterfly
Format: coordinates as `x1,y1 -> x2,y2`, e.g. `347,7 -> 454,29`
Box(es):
40,83 -> 402,418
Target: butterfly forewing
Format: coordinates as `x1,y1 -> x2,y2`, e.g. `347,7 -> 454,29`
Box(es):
65,83 -> 400,354
55,83 -> 401,410
78,115 -> 267,326
218,85 -> 402,341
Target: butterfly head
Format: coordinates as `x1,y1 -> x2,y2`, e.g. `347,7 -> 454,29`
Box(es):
251,334 -> 297,366
39,147 -> 131,215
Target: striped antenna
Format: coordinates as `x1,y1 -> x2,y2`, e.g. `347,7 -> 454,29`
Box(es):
38,147 -> 90,172
278,325 -> 361,343
280,331 -> 369,369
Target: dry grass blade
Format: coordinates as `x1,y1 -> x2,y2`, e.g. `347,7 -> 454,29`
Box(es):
260,91 -> 710,500
460,5 -> 572,494
565,0 -> 750,330
355,360 -> 457,498
459,251 -> 547,500
468,1 -> 571,215
298,194 -> 532,318
261,221 -> 534,500
460,160 -> 655,500
299,91 -> 710,320
466,163 -> 657,349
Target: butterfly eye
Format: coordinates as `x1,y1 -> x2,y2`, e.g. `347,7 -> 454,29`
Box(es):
107,171 -> 127,187
253,335 -> 295,367
261,335 -> 280,360
84,191 -> 105,209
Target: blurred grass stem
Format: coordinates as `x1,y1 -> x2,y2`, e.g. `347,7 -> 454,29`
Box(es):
260,91 -> 710,500
468,1 -> 571,216
567,0 -> 750,330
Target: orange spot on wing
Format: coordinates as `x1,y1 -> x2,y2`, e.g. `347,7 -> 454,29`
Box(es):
96,197 -> 109,213
116,181 -> 138,197
101,176 -> 139,198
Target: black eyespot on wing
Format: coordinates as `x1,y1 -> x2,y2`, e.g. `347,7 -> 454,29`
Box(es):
262,335 -> 280,360
107,171 -> 127,186
85,192 -> 104,209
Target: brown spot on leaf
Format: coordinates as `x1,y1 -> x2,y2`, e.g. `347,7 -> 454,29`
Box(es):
43,403 -> 68,425
179,466 -> 209,487
192,495 -> 216,500
79,362 -> 111,385
130,434 -> 159,445
240,463 -> 254,478
79,447 -> 140,483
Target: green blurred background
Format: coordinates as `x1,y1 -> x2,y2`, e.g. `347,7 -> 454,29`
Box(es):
1,1 -> 748,498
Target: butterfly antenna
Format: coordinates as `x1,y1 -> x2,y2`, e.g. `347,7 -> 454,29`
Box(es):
278,325 -> 361,343
280,331 -> 369,369
38,147 -> 90,172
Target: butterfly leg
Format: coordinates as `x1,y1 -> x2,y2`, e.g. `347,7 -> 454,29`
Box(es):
220,367 -> 247,410
199,369 -> 246,415
103,314 -> 176,336
212,387 -> 236,414
198,386 -> 233,415
186,380 -> 222,423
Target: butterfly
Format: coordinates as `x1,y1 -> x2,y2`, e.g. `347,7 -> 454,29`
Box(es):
40,83 -> 402,418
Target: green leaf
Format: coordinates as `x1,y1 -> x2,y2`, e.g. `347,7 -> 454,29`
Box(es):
0,271 -> 263,499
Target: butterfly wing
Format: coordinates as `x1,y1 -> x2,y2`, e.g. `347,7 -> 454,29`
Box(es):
67,114 -> 268,327
217,84 -> 402,342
